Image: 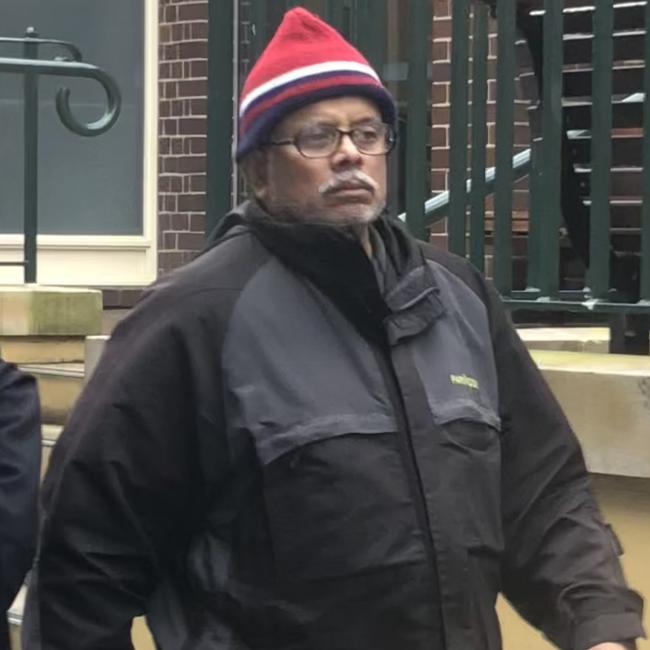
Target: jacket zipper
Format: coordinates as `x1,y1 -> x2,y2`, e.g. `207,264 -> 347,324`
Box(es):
373,345 -> 445,638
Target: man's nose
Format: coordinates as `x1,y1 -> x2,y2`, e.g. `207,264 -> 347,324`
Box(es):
331,132 -> 362,167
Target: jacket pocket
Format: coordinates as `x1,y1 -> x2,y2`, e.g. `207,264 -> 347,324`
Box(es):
440,417 -> 504,554
258,423 -> 426,582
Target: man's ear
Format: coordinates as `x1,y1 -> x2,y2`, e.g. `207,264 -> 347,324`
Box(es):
240,150 -> 269,200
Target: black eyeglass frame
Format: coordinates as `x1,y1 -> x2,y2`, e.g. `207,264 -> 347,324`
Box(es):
265,122 -> 397,159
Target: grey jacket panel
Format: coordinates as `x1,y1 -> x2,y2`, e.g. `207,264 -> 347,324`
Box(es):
223,256 -> 397,465
410,260 -> 501,430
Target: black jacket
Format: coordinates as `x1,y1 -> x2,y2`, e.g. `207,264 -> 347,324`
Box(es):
24,204 -> 644,649
0,360 -> 40,650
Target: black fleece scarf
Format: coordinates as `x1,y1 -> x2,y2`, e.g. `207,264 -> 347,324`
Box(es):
211,202 -> 444,347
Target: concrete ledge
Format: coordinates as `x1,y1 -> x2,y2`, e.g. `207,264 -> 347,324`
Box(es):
20,363 -> 84,425
518,327 -> 611,353
0,285 -> 102,336
531,349 -> 650,479
0,336 -> 86,363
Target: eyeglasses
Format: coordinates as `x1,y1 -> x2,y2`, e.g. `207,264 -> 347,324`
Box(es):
266,121 -> 396,159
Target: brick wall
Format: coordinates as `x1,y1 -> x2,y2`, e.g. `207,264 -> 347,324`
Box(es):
430,0 -> 532,261
158,0 -> 209,275
154,0 -> 533,279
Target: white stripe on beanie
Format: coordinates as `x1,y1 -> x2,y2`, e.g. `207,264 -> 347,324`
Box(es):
239,60 -> 380,117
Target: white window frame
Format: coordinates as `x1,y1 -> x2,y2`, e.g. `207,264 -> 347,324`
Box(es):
0,0 -> 158,287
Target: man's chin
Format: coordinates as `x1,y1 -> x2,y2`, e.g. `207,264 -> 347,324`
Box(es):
314,204 -> 383,227
268,200 -> 384,227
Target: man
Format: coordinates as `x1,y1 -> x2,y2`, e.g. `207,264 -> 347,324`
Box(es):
0,359 -> 40,650
23,7 -> 643,650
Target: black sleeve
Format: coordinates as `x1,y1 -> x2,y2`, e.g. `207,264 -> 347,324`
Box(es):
0,360 -> 40,612
21,298 -> 219,650
486,284 -> 645,649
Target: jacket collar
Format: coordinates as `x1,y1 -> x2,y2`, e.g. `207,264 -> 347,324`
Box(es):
211,201 -> 445,346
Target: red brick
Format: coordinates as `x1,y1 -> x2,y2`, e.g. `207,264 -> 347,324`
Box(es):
171,23 -> 185,42
178,117 -> 206,135
431,126 -> 447,147
159,252 -> 187,271
178,156 -> 206,173
189,173 -> 206,192
178,41 -> 207,59
432,40 -> 449,61
163,119 -> 178,136
178,3 -> 208,21
432,83 -> 448,105
163,232 -> 177,249
178,79 -> 207,98
190,98 -> 207,116
191,22 -> 208,39
177,232 -> 205,250
431,170 -> 448,192
171,213 -> 189,230
189,214 -> 206,232
178,194 -> 205,212
189,137 -> 206,154
189,59 -> 208,78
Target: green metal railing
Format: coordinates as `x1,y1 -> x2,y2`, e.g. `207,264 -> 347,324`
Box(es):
436,0 -> 650,317
0,28 -> 121,283
205,0 -> 650,319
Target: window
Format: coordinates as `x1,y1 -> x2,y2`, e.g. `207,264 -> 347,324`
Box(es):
0,0 -> 145,235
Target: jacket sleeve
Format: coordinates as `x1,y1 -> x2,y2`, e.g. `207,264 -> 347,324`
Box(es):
21,298 -> 220,650
486,285 -> 645,649
0,360 -> 40,612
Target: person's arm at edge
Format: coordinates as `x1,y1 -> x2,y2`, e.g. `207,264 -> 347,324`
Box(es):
0,359 -> 40,612
21,304 -> 214,650
482,281 -> 644,650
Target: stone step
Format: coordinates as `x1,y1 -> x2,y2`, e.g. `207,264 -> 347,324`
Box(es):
518,326 -> 611,353
0,286 -> 101,337
0,336 -> 86,364
20,363 -> 84,426
531,349 -> 650,478
41,424 -> 62,479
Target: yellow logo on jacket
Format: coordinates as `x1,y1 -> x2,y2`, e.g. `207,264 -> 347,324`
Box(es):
450,374 -> 479,390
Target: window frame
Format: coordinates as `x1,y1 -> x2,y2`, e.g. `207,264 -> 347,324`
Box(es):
0,0 -> 158,287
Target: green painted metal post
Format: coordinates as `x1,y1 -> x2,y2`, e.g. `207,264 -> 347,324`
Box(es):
327,1 -> 346,34
356,0 -> 386,72
588,0 -> 614,298
539,0 -> 563,297
642,0 -> 650,301
405,0 -> 432,241
23,28 -> 39,284
250,0 -> 268,64
527,139 -> 543,289
493,0 -> 516,294
448,0 -> 470,254
206,0 -> 235,235
469,4 -> 489,272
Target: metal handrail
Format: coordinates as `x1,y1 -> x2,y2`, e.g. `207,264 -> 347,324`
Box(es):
0,29 -> 122,283
397,148 -> 532,225
0,35 -> 82,61
0,57 -> 121,136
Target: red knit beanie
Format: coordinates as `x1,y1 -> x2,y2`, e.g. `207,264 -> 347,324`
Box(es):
236,7 -> 396,160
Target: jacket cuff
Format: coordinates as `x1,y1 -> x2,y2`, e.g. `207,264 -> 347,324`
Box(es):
573,612 -> 646,650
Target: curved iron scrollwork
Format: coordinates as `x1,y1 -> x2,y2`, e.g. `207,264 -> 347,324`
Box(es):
0,33 -> 121,136
0,29 -> 123,283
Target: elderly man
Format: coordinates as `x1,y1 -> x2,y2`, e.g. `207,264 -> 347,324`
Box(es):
23,7 -> 643,650
0,359 -> 39,650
